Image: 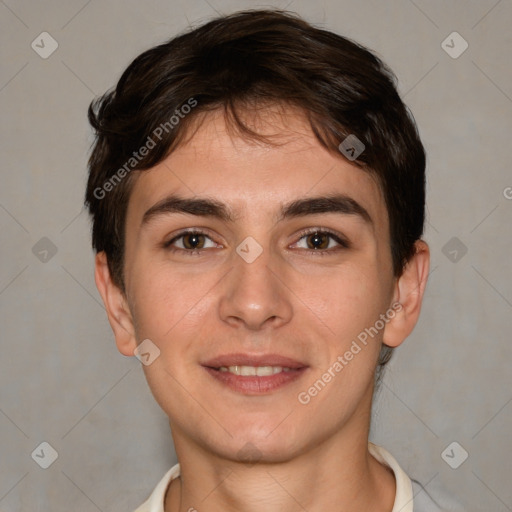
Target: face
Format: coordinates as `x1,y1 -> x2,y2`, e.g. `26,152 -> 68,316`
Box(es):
117,107 -> 399,462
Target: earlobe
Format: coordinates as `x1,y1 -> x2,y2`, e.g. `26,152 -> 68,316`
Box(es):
382,240 -> 430,348
94,252 -> 138,357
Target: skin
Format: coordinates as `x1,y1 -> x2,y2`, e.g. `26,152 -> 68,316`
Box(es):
95,105 -> 430,512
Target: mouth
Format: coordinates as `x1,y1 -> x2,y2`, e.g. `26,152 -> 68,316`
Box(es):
202,353 -> 308,395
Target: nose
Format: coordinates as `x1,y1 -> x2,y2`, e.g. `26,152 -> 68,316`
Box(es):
218,246 -> 293,331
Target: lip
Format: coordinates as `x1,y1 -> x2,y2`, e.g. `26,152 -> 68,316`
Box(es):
202,353 -> 309,395
202,353 -> 307,369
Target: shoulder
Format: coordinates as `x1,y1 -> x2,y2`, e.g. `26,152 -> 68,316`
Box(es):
369,444 -> 463,512
133,463 -> 180,512
411,480 -> 443,512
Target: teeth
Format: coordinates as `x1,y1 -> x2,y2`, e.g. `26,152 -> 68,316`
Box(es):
217,365 -> 292,376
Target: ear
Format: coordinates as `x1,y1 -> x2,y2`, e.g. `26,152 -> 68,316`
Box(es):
382,240 -> 430,348
94,251 -> 138,356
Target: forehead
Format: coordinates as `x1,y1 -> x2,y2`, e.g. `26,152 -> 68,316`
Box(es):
126,106 -> 387,230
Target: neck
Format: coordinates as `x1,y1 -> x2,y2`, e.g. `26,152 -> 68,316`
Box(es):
165,409 -> 395,512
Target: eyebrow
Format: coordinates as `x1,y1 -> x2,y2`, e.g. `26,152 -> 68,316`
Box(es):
278,194 -> 372,224
142,196 -> 235,226
141,193 -> 372,227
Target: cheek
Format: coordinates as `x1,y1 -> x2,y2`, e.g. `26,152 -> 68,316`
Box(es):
127,258 -> 218,345
302,262 -> 388,341
126,256 -> 177,338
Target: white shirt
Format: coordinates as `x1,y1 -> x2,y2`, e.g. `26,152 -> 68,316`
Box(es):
134,443 -> 441,512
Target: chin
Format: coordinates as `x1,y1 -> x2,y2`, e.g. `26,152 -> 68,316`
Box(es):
225,439 -> 302,465
220,421 -> 305,464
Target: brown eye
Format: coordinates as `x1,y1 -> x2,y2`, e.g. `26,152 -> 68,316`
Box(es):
182,233 -> 206,249
164,231 -> 218,252
292,229 -> 349,253
306,232 -> 330,250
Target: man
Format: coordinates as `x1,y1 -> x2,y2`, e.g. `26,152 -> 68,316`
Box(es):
85,9 -> 440,511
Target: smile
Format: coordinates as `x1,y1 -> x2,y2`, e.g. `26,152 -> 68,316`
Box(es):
218,365 -> 293,376
203,365 -> 307,394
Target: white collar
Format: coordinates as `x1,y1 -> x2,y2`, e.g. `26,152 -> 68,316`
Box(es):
134,442 -> 413,512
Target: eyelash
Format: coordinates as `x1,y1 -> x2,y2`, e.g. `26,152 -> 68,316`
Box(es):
162,228 -> 350,256
293,228 -> 350,254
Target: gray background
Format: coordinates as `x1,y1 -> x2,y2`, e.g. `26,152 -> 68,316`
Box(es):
1,0 -> 511,510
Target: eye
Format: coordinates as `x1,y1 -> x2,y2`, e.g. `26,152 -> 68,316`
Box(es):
292,229 -> 349,252
164,230 -> 219,252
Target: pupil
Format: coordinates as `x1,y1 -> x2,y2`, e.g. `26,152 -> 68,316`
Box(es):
185,233 -> 203,249
308,233 -> 327,249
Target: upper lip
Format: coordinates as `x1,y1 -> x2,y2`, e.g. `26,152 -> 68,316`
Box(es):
202,353 -> 308,369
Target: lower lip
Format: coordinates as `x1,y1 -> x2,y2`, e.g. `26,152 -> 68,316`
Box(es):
203,367 -> 307,394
